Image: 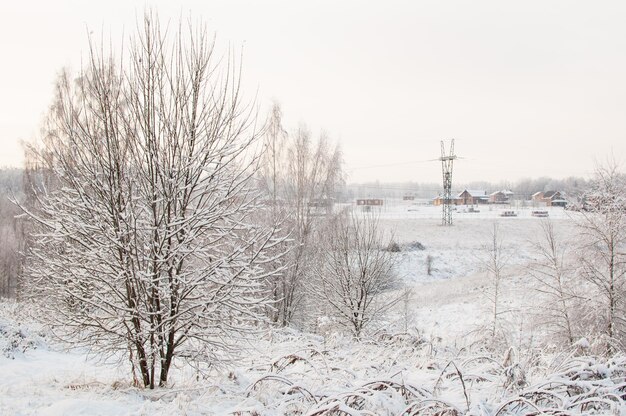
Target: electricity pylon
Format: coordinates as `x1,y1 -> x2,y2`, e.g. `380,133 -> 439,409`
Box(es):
440,139 -> 457,226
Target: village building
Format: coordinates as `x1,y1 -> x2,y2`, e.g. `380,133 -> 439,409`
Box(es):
307,197 -> 334,215
532,191 -> 567,207
356,198 -> 384,211
457,189 -> 489,205
489,190 -> 514,204
432,196 -> 462,206
356,198 -> 383,206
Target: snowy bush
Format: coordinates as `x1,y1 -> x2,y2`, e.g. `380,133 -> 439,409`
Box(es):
404,241 -> 426,251
0,301 -> 43,358
387,240 -> 402,252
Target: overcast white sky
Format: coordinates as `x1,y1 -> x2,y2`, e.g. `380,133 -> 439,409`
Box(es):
1,1 -> 625,183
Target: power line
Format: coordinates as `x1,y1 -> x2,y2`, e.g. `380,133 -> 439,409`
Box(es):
347,158 -> 436,171
347,184 -> 442,192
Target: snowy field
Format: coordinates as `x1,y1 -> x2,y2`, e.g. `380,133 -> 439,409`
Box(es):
362,201 -> 581,343
2,202 -> 624,415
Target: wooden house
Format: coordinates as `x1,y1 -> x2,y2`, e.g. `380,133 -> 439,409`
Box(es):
532,191 -> 567,207
356,198 -> 383,206
432,196 -> 462,206
356,199 -> 383,211
489,190 -> 514,204
432,196 -> 443,206
458,190 -> 489,205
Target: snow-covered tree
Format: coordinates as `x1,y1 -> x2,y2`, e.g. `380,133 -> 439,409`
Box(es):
258,116 -> 343,327
529,220 -> 579,346
280,127 -> 342,326
257,103 -> 291,325
316,210 -> 398,338
260,103 -> 288,209
577,162 -> 626,353
20,14 -> 285,388
482,222 -> 510,341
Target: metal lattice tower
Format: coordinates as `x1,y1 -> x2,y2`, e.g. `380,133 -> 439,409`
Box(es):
440,139 -> 457,226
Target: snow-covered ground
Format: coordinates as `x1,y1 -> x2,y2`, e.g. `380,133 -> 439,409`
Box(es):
369,201 -> 580,344
3,202 -> 624,415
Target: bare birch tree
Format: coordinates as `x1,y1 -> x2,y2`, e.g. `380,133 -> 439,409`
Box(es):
316,210 -> 398,338
577,161 -> 626,353
259,123 -> 342,327
528,220 -> 578,346
20,14 -> 285,388
261,103 -> 288,208
482,222 -> 510,340
257,103 -> 291,324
